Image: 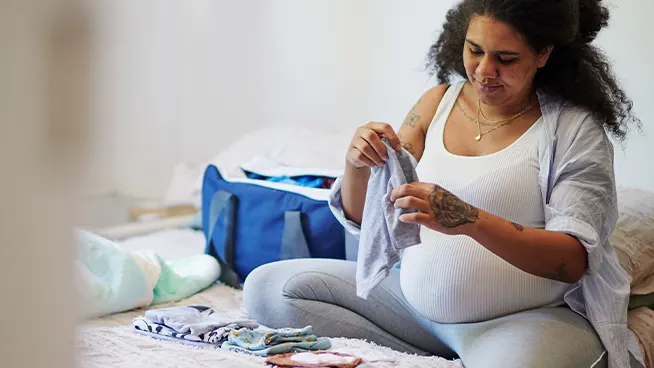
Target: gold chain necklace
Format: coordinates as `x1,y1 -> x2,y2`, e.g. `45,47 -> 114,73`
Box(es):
474,98 -> 537,141
479,97 -> 538,125
457,100 -> 506,127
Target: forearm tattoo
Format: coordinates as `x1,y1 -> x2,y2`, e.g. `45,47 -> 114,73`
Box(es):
511,222 -> 525,231
428,185 -> 479,228
546,261 -> 570,283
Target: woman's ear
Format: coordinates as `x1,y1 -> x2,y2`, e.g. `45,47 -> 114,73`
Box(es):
537,46 -> 553,68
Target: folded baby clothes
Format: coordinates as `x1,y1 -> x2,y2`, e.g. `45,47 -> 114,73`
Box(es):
132,305 -> 259,346
265,351 -> 362,368
221,325 -> 331,356
133,316 -> 237,345
144,305 -> 259,335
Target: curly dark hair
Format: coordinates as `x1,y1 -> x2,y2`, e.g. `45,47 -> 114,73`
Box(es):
427,0 -> 640,140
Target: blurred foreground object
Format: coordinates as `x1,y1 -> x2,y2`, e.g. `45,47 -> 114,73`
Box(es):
0,0 -> 89,366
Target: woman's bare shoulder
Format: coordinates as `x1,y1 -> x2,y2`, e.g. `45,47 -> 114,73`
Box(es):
416,84 -> 451,133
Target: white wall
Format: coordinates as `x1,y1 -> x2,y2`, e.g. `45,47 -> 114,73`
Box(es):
596,1 -> 654,191
88,0 -> 653,199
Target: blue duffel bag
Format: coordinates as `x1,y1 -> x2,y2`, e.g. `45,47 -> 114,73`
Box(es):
201,164 -> 346,288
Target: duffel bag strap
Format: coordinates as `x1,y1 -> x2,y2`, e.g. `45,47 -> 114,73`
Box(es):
280,211 -> 311,260
206,190 -> 241,289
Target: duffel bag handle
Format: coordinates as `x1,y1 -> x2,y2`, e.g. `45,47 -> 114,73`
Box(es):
206,191 -> 312,289
280,211 -> 311,260
206,190 -> 241,289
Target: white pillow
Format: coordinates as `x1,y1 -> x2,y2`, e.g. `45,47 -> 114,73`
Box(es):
206,125 -> 352,172
611,187 -> 654,295
171,124 -> 354,208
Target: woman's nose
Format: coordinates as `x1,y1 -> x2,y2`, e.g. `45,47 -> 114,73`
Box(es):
476,56 -> 498,80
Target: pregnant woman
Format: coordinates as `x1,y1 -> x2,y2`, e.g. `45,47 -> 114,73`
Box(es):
244,0 -> 642,367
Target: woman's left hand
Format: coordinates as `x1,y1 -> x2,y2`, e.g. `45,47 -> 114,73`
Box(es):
390,182 -> 480,235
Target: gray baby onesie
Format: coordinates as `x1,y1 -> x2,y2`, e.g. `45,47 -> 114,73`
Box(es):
356,140 -> 421,299
144,305 -> 259,335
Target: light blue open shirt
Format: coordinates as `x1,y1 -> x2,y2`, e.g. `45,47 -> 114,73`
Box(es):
328,82 -> 645,368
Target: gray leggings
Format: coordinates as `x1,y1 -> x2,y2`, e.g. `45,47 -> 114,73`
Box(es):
243,259 -> 607,368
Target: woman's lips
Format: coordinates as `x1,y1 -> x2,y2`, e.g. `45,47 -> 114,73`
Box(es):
477,82 -> 503,94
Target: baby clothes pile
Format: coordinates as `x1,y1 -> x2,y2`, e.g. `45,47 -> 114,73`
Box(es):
221,325 -> 331,356
133,305 -> 258,346
132,305 -> 331,356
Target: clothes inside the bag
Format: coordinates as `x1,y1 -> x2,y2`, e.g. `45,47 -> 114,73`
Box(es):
265,351 -> 362,368
355,140 -> 421,299
221,325 -> 331,356
244,172 -> 336,189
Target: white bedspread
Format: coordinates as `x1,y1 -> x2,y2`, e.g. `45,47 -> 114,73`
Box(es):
77,283 -> 463,368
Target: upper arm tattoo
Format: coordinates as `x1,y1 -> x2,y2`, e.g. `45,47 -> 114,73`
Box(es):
428,185 -> 479,228
397,131 -> 418,158
401,141 -> 416,155
402,98 -> 421,128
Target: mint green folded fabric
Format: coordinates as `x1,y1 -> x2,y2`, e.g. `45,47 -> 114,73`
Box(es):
75,229 -> 220,318
220,326 -> 331,356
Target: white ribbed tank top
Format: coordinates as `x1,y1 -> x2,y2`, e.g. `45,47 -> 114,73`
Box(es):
400,82 -> 569,323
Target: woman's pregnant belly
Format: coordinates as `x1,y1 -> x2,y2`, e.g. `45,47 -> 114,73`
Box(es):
399,232 -> 570,324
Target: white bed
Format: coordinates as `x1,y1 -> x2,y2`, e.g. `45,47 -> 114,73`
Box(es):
76,228 -> 463,368
78,127 -> 654,368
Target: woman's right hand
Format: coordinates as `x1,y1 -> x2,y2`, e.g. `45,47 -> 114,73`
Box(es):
346,122 -> 403,169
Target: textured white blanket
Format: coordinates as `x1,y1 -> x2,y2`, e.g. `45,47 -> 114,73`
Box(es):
77,284 -> 463,368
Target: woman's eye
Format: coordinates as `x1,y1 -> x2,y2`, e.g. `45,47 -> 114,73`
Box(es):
498,57 -> 517,64
470,48 -> 483,55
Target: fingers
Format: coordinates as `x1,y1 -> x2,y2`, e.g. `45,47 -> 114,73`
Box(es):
389,183 -> 429,202
348,126 -> 387,167
346,146 -> 378,168
393,196 -> 431,213
399,212 -> 432,224
359,127 -> 389,162
347,122 -> 402,169
366,122 -> 402,151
